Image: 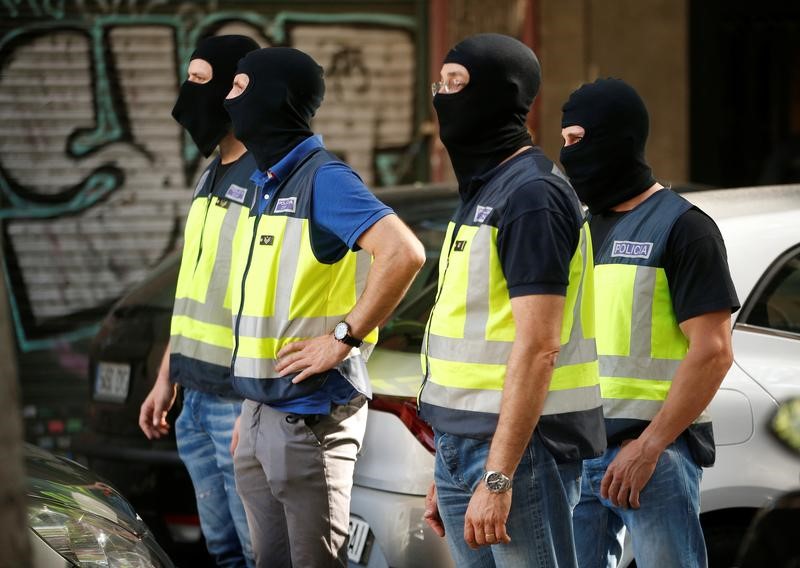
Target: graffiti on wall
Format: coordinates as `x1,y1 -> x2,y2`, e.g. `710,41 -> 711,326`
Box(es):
0,2 -> 418,351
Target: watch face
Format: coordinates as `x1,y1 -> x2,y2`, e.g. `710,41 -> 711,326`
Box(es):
334,322 -> 349,340
485,471 -> 511,492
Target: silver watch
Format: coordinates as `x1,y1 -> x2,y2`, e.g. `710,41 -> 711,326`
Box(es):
483,470 -> 512,493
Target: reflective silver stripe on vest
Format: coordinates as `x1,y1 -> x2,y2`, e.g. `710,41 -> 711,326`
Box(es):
172,297 -> 231,328
556,225 -> 596,368
234,355 -> 279,379
427,335 -> 510,364
423,380 -> 601,416
598,266 -> 681,381
630,266 -> 656,358
170,334 -> 232,368
599,356 -> 682,381
464,225 -> 492,339
604,397 -> 712,424
237,314 -> 331,341
275,217 -> 304,324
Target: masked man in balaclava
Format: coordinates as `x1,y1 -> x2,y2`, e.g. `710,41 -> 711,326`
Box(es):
138,34 -> 259,567
223,47 -> 425,568
560,78 -> 739,568
419,33 -> 605,567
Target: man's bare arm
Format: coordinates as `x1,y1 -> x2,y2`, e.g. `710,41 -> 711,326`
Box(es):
275,214 -> 425,381
138,341 -> 178,439
601,309 -> 733,508
463,293 -> 565,548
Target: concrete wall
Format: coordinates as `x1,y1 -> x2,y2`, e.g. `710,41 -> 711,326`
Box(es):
0,2 -> 422,352
537,0 -> 688,185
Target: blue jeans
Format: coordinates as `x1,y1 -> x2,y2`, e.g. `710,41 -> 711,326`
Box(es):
176,389 -> 254,568
573,436 -> 706,568
434,431 -> 582,568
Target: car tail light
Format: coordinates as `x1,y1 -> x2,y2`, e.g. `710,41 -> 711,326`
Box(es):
369,394 -> 435,454
163,513 -> 202,543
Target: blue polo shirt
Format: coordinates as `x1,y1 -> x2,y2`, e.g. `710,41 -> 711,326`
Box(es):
249,135 -> 393,414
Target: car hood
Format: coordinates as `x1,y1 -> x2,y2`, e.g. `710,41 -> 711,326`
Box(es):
368,348 -> 424,397
25,443 -> 146,536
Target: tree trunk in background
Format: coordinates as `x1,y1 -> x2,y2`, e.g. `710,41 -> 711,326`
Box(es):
0,230 -> 31,568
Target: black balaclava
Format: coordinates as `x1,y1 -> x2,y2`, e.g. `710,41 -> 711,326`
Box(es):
433,33 -> 540,193
560,78 -> 656,214
171,35 -> 259,157
223,47 -> 324,172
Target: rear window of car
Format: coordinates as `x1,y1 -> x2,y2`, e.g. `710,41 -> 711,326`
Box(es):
742,246 -> 800,335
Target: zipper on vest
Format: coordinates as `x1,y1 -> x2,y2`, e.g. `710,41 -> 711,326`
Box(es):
417,224 -> 460,409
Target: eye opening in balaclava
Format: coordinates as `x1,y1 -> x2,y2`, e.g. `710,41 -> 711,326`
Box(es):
171,34 -> 259,157
559,77 -> 655,214
433,33 -> 541,194
223,47 -> 325,173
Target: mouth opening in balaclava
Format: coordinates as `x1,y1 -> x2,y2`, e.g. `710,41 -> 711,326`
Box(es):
433,33 -> 541,194
559,77 -> 656,214
171,35 -> 259,157
223,47 -> 325,172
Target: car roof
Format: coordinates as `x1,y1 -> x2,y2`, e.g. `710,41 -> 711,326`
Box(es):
684,184 -> 800,308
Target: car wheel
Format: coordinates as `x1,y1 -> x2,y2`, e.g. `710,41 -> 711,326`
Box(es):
704,521 -> 750,567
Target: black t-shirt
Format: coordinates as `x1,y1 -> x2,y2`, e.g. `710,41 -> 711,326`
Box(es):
209,159 -> 235,194
590,207 -> 741,321
495,178 -> 580,298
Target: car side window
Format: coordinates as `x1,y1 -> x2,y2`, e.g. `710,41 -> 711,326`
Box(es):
743,247 -> 800,334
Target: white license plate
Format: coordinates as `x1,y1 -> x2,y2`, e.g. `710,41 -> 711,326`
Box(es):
347,516 -> 370,564
94,362 -> 131,403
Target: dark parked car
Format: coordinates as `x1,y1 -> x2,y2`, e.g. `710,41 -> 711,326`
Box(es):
26,443 -> 174,567
74,184 -> 459,565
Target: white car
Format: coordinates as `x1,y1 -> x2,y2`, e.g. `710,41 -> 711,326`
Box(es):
349,184 -> 800,568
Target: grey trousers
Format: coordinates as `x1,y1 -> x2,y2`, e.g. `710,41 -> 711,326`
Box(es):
233,396 -> 368,568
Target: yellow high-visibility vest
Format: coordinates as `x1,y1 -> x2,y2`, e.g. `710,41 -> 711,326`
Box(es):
230,148 -> 377,403
418,150 -> 605,462
170,153 -> 257,395
593,188 -> 715,465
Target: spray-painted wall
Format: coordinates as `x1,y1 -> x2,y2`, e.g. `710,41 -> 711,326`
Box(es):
0,1 -> 424,356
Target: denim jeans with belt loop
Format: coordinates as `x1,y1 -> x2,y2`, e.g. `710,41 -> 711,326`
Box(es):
434,430 -> 583,568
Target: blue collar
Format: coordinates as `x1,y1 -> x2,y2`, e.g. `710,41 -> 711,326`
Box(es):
249,135 -> 324,187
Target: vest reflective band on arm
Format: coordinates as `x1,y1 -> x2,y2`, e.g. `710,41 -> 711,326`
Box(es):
420,219 -> 603,441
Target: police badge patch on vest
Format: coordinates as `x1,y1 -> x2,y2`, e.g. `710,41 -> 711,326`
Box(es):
611,240 -> 653,259
224,183 -> 248,204
274,197 -> 297,214
260,235 -> 275,246
454,240 -> 467,252
474,205 -> 493,223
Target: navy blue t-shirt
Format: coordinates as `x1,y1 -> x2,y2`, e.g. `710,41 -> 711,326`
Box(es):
465,149 -> 581,299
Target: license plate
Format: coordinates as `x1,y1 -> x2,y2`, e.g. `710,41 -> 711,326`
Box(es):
347,516 -> 370,564
94,362 -> 131,403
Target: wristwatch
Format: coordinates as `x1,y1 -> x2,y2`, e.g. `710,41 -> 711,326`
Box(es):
333,321 -> 363,348
483,470 -> 512,493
